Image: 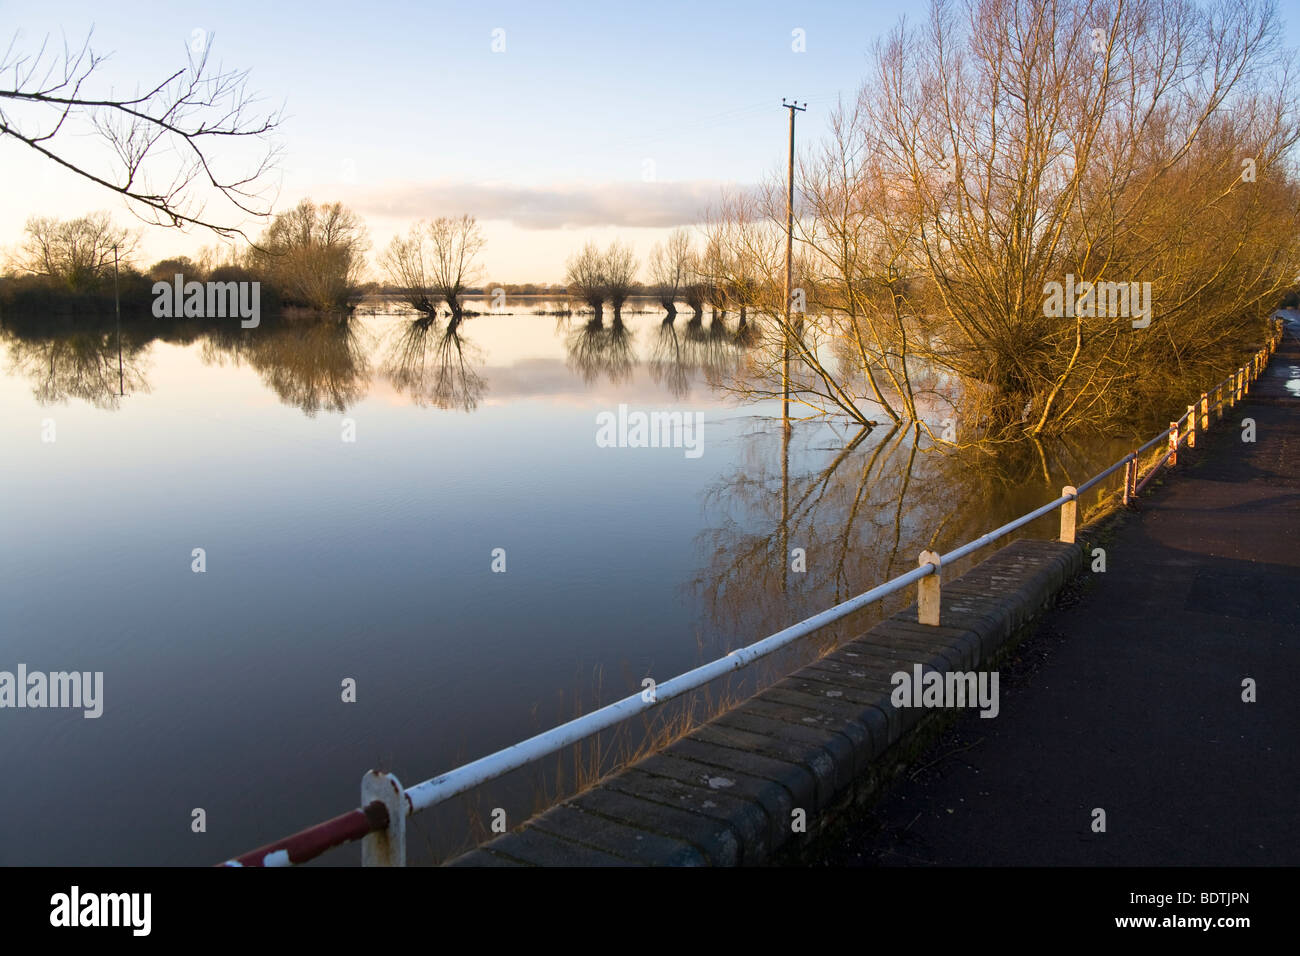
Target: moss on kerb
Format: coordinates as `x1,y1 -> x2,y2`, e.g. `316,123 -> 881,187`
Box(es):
446,538 -> 1085,867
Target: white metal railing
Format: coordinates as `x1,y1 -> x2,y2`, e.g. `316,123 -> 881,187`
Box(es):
220,322 -> 1283,868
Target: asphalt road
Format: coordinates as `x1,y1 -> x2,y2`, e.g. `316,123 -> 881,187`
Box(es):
814,325 -> 1300,866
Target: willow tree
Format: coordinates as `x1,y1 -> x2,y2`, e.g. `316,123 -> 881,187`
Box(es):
429,215 -> 485,325
383,215 -> 485,325
382,226 -> 440,317
565,241 -> 608,322
648,228 -> 694,318
864,0 -> 1300,435
706,0 -> 1300,440
602,240 -> 639,322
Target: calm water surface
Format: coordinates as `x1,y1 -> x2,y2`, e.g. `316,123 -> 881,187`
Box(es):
0,300 -> 1134,864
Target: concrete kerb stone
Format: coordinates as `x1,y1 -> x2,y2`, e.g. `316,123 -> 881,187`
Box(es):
446,538 -> 1085,866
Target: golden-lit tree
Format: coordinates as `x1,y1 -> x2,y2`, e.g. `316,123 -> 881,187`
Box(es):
251,199 -> 369,312
16,212 -> 137,292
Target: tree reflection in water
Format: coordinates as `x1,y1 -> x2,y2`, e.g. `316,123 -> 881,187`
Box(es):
382,316 -> 486,412
4,326 -> 150,410
564,315 -> 636,386
202,317 -> 371,416
647,314 -> 749,399
691,421 -> 1109,672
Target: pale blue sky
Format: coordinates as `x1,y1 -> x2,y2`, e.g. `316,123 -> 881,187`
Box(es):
4,0 -> 1300,279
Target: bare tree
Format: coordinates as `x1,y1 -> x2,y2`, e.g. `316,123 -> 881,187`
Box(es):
565,241 -> 607,322
382,217 -> 485,332
863,0 -> 1300,436
648,228 -> 693,318
382,226 -> 439,317
681,252 -> 707,319
699,236 -> 730,317
251,199 -> 369,312
17,212 -> 137,291
428,215 -> 485,325
602,240 -> 638,321
706,0 -> 1300,439
0,29 -> 283,238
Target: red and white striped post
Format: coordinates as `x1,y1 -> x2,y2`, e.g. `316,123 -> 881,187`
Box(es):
361,771 -> 407,867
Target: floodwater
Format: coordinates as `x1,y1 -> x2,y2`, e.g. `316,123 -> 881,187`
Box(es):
0,298 -> 1139,865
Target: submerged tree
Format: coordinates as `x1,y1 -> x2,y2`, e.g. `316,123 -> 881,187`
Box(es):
382,228 -> 440,317
565,241 -> 607,322
602,240 -> 638,321
681,253 -> 708,319
428,215 -> 485,326
564,240 -> 639,323
704,0 -> 1300,440
648,228 -> 694,319
383,216 -> 486,325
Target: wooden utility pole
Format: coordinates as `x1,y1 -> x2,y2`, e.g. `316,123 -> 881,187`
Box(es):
114,243 -> 123,396
782,99 -> 806,430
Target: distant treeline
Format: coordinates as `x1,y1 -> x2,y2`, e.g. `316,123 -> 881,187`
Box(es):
1,202 -> 370,318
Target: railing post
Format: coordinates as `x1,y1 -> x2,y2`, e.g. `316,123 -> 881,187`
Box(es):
917,550 -> 941,626
1168,421 -> 1178,466
1186,405 -> 1196,449
1216,384 -> 1224,421
1123,454 -> 1136,505
1059,486 -> 1078,544
361,770 -> 406,867
1200,392 -> 1209,433
1234,370 -> 1242,404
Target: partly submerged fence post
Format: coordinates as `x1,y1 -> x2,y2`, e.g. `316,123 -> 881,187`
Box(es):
361,771 -> 406,867
1200,392 -> 1209,433
1123,454 -> 1136,505
1186,405 -> 1196,449
1169,421 -> 1179,467
1059,486 -> 1078,544
917,550 -> 941,626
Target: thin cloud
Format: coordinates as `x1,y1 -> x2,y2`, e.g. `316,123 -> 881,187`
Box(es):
339,179 -> 753,230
